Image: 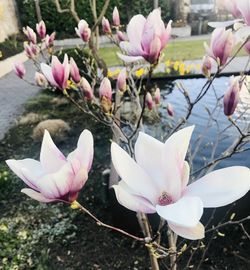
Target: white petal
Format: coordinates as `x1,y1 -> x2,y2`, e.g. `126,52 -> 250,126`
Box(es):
156,196 -> 203,227
111,142 -> 159,204
113,182 -> 156,214
126,14 -> 146,46
117,53 -> 144,63
208,20 -> 240,28
41,63 -> 58,87
168,222 -> 205,240
235,25 -> 250,43
185,166 -> 250,208
21,188 -> 54,202
6,159 -> 43,190
181,161 -> 190,189
40,130 -> 66,173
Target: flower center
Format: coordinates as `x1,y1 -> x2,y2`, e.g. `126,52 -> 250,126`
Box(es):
158,191 -> 173,206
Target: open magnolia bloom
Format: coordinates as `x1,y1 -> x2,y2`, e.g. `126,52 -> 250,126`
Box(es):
118,8 -> 171,64
111,126 -> 250,240
6,129 -> 93,203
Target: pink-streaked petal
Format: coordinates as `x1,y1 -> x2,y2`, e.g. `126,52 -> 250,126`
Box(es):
70,167 -> 88,193
51,56 -> 64,88
181,161 -> 190,189
36,163 -> 74,199
160,20 -> 172,50
6,159 -> 43,190
120,41 -> 144,56
113,183 -> 156,214
111,142 -> 159,204
238,0 -> 250,25
185,166 -> 250,208
168,222 -> 205,240
21,188 -> 54,202
63,54 -> 70,87
126,14 -> 146,46
117,53 -> 144,63
41,63 -> 58,87
156,196 -> 203,228
40,130 -> 66,173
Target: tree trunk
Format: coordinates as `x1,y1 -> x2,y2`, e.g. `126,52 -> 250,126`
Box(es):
34,0 -> 42,22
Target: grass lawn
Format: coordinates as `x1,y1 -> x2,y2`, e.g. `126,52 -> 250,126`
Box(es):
99,38 -> 248,67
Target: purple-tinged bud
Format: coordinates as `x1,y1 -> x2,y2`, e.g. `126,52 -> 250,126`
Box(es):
116,68 -> 127,92
147,36 -> 162,64
117,31 -> 126,42
13,62 -> 26,78
112,6 -> 120,26
146,92 -> 154,110
36,20 -> 46,39
35,72 -> 48,87
102,17 -> 111,34
45,32 -> 56,48
223,77 -> 240,116
23,26 -> 37,44
201,55 -> 212,78
166,103 -> 174,117
80,77 -> 94,101
154,88 -> 161,105
75,20 -> 91,42
99,77 -> 112,100
24,42 -> 39,59
70,57 -> 81,83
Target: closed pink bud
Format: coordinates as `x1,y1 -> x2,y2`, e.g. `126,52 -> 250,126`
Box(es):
113,6 -> 120,26
146,92 -> 154,110
204,28 -> 235,66
75,20 -> 91,42
80,77 -> 94,101
36,20 -> 46,39
223,77 -> 240,116
70,57 -> 81,83
23,26 -> 37,44
13,62 -> 26,78
45,32 -> 56,48
24,42 -> 39,59
154,88 -> 161,105
201,55 -> 212,77
99,77 -> 112,101
167,103 -> 174,117
35,72 -> 48,87
102,17 -> 111,34
117,68 -> 127,92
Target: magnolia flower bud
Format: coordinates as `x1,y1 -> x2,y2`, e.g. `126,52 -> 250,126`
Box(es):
45,32 -> 56,48
102,17 -> 111,34
146,92 -> 154,110
35,72 -> 48,87
70,57 -> 81,83
167,103 -> 174,117
80,77 -> 94,101
201,55 -> 212,78
13,62 -> 26,78
36,20 -> 46,39
117,68 -> 127,92
99,77 -> 112,101
223,77 -> 240,116
112,6 -> 120,26
154,88 -> 161,105
23,26 -> 37,44
75,20 -> 91,42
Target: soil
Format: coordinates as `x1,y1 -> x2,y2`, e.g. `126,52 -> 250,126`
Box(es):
0,90 -> 249,270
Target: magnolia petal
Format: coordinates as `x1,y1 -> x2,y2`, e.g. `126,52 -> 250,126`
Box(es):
113,183 -> 156,214
119,41 -> 144,56
126,14 -> 146,47
168,222 -> 205,240
117,52 -> 144,63
70,167 -> 88,193
181,161 -> 190,189
208,20 -> 240,28
238,0 -> 250,25
111,142 -> 159,204
21,188 -> 54,202
235,25 -> 250,43
40,130 -> 66,173
185,166 -> 250,208
41,63 -> 58,87
6,159 -> 43,190
156,196 -> 203,228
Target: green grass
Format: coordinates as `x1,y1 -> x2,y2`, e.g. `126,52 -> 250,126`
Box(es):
98,39 -> 248,67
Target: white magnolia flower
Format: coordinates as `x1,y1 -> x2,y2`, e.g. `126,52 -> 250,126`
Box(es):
111,126 -> 250,240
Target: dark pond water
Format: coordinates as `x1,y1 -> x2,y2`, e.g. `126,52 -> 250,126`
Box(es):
146,77 -> 250,174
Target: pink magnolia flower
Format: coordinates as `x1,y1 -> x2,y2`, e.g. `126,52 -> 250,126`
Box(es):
35,72 -> 48,87
117,68 -> 127,92
6,129 -> 93,203
75,20 -> 91,42
36,20 -> 46,39
13,62 -> 26,78
154,88 -> 161,105
70,57 -> 81,83
45,32 -> 56,48
113,6 -> 120,26
201,55 -> 212,77
99,77 -> 112,101
102,17 -> 111,34
80,77 -> 94,101
118,9 -> 172,63
41,54 -> 70,90
111,126 -> 250,240
23,26 -> 37,44
223,76 -> 241,116
146,92 -> 154,110
204,27 -> 235,66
